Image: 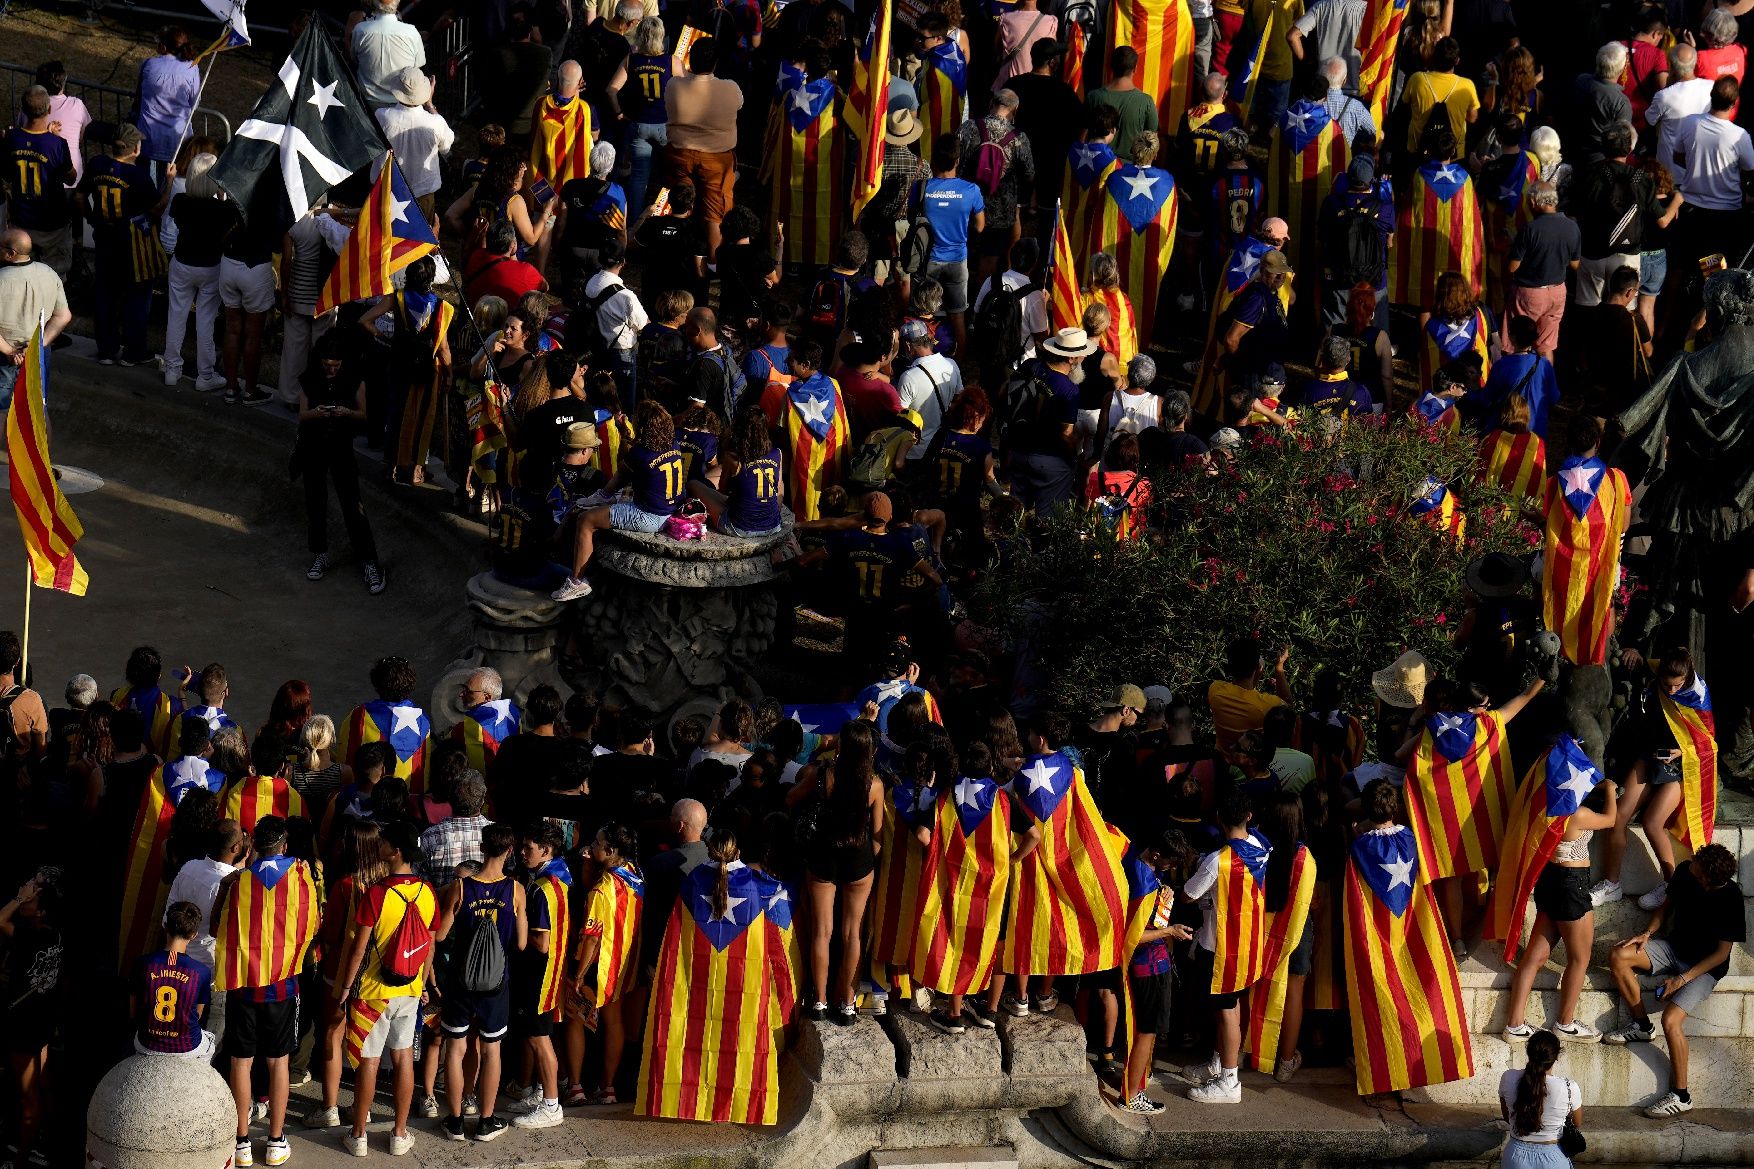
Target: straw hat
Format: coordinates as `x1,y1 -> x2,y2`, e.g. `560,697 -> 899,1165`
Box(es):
886,108 -> 923,146
1042,326 -> 1099,359
1371,650 -> 1432,709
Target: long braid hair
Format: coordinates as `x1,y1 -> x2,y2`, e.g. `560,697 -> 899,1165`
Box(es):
708,829 -> 740,920
1512,1030 -> 1560,1137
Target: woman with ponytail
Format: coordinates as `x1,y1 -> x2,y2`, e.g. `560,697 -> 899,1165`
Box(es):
1498,1029 -> 1581,1167
564,822 -> 644,1105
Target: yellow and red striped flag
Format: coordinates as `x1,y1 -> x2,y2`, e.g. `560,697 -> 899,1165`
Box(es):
1481,151 -> 1540,315
1084,285 -> 1139,363
111,685 -> 184,758
1391,159 -> 1484,307
847,0 -> 893,221
1061,140 -> 1118,271
529,94 -> 593,189
529,858 -> 574,1017
1209,834 -> 1268,994
1661,675 -> 1717,852
343,998 -> 386,1068
1541,456 -> 1632,666
1048,200 -> 1083,330
118,758 -> 226,968
868,776 -> 937,969
315,157 -> 438,315
1244,843 -> 1317,1071
1485,736 -> 1602,962
637,862 -> 791,1125
917,40 -> 968,151
1003,752 -> 1129,976
213,855 -> 320,992
1419,305 -> 1492,389
1062,17 -> 1087,94
1108,0 -> 1196,140
450,698 -> 519,774
1404,708 -> 1514,880
129,219 -> 169,283
222,772 -> 307,834
1088,160 -> 1179,337
1343,826 -> 1473,1096
781,372 -> 852,520
8,323 -> 88,595
1266,98 -> 1347,281
1357,0 -> 1410,130
771,72 -> 846,267
580,865 -> 644,1007
910,776 -> 1012,995
1477,427 -> 1546,504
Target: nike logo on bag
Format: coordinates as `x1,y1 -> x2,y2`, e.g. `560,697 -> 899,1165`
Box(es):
401,945 -> 428,959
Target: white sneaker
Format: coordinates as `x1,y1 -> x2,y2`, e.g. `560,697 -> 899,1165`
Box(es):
195,374 -> 228,393
163,369 -> 181,387
513,1086 -> 542,1114
235,1140 -> 253,1168
1274,1051 -> 1303,1083
418,1094 -> 439,1119
264,1137 -> 291,1167
342,1133 -> 368,1158
1643,1090 -> 1693,1118
511,1102 -> 565,1129
1603,1020 -> 1656,1045
303,1106 -> 340,1129
1120,1090 -> 1165,1114
1553,1020 -> 1602,1043
462,1094 -> 480,1118
1637,884 -> 1669,911
1182,1057 -> 1220,1085
1589,879 -> 1623,907
388,1131 -> 415,1157
251,1101 -> 269,1122
1189,1075 -> 1242,1104
550,575 -> 593,602
1502,1023 -> 1536,1042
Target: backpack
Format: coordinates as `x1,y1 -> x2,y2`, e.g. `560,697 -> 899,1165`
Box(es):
1415,74 -> 1458,154
848,426 -> 908,490
568,279 -> 625,361
377,884 -> 433,987
999,361 -> 1054,443
1594,165 -> 1644,254
897,215 -> 936,279
1324,197 -> 1385,287
692,346 -> 748,420
1093,472 -> 1146,538
971,123 -> 1018,197
973,278 -> 1035,378
806,270 -> 855,342
452,893 -> 507,994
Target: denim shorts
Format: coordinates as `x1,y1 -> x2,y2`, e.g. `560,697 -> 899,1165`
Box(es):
1638,249 -> 1667,297
610,502 -> 670,533
925,259 -> 970,313
720,519 -> 781,538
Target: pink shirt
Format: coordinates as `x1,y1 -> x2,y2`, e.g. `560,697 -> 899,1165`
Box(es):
993,11 -> 1059,91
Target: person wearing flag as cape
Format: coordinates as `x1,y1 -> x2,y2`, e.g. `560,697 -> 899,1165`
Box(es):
1113,829 -> 1194,1113
1541,415 -> 1631,669
1265,74 -> 1346,288
339,656 -> 432,792
211,815 -> 319,1169
1181,786 -> 1266,1104
1475,392 -> 1546,505
867,725 -> 946,1006
916,14 -> 970,152
223,738 -> 308,834
568,823 -> 643,1106
1390,127 -> 1484,311
450,668 -> 521,774
111,645 -> 189,759
1417,270 -> 1493,391
1344,779 -> 1473,1098
1475,111 -> 1539,320
1491,735 -> 1617,1045
1243,789 -> 1318,1084
775,339 -> 852,521
510,821 -> 572,1129
1086,130 -> 1178,337
1062,107 -> 1119,269
119,718 -> 226,969
772,42 -> 846,269
530,61 -> 595,191
1191,217 -> 1288,416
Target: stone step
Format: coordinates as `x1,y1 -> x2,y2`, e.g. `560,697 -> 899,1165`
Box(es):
867,1148 -> 1019,1169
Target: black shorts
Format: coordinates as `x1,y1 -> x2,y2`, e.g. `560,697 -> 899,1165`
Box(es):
1533,865 -> 1593,923
440,984 -> 511,1043
1192,947 -> 1240,1011
806,836 -> 877,885
221,992 -> 299,1059
1128,970 -> 1174,1036
512,968 -> 556,1038
1082,966 -> 1122,993
1287,913 -> 1316,977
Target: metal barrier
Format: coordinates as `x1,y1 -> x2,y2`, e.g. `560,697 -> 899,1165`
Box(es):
431,15 -> 479,123
0,59 -> 232,154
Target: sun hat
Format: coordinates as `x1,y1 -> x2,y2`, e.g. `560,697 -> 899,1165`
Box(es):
1042,326 -> 1099,359
1371,650 -> 1433,709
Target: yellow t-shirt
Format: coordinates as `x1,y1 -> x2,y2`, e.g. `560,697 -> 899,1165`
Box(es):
353,873 -> 438,1001
1403,71 -> 1481,153
1207,679 -> 1285,750
1249,0 -> 1306,82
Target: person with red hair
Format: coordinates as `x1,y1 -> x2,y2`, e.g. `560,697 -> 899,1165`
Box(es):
258,680 -> 313,759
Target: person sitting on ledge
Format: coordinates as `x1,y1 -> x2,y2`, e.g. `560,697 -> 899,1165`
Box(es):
687,403 -> 785,539
551,400 -> 688,602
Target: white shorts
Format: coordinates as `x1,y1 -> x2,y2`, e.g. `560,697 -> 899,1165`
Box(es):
219,257 -> 277,313
359,995 -> 420,1060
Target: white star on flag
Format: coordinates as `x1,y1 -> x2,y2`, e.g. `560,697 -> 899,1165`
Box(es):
1433,163 -> 1461,185
768,886 -> 790,910
193,706 -> 226,731
307,78 -> 343,120
1231,250 -> 1261,281
1561,463 -> 1601,497
1120,170 -> 1159,201
1559,761 -> 1597,805
955,778 -> 984,809
483,699 -> 514,722
795,395 -> 830,426
388,191 -> 411,226
1022,758 -> 1059,794
1442,320 -> 1472,348
1434,713 -> 1467,738
1381,857 -> 1414,890
874,679 -> 907,703
1073,144 -> 1099,170
1284,106 -> 1311,132
788,85 -> 814,112
391,705 -> 425,735
785,709 -> 819,733
701,891 -> 747,922
1685,677 -> 1707,702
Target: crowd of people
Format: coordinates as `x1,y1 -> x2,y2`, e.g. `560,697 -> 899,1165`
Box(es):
2,0 -> 1754,1164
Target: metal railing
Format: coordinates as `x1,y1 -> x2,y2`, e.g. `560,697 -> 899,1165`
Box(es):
430,15 -> 480,124
0,59 -> 232,154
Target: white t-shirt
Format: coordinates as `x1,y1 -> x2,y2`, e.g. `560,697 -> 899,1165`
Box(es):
583,270 -> 650,352
896,351 -> 963,460
373,105 -> 456,198
1498,1069 -> 1580,1141
973,269 -> 1050,359
1105,388 -> 1163,435
1183,845 -> 1226,952
1678,112 -> 1754,211
1647,77 -> 1714,184
165,857 -> 238,970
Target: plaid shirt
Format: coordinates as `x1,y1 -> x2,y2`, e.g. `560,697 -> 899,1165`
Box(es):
419,814 -> 490,888
872,144 -> 930,222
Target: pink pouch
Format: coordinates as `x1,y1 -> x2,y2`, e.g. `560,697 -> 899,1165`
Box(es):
662,513 -> 705,540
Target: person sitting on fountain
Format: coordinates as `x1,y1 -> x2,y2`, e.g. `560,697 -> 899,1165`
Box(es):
551,400 -> 688,602
687,403 -> 786,539
544,423 -> 608,536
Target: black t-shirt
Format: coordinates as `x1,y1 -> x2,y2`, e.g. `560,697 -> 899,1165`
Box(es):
1509,211 -> 1582,288
558,178 -> 621,251
1574,160 -> 1659,260
635,214 -> 708,302
577,22 -> 632,100
299,364 -> 363,450
1009,73 -> 1081,202
169,194 -> 241,268
486,732 -> 570,824
519,395 -> 587,493
1071,726 -> 1138,819
716,241 -> 773,328
591,752 -> 677,827
1663,860 -> 1744,979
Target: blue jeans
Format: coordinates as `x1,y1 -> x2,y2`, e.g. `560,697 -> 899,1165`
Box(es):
93,246 -> 153,361
0,360 -> 18,412
1254,79 -> 1292,130
609,347 -> 638,410
625,122 -> 668,218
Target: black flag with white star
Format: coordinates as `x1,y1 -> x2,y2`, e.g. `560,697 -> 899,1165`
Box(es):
211,22 -> 385,223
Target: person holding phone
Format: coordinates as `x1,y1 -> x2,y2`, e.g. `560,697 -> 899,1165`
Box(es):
296,333 -> 384,594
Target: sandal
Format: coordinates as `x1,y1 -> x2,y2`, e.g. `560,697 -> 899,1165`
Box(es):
587,1088 -> 617,1106
561,1085 -> 588,1107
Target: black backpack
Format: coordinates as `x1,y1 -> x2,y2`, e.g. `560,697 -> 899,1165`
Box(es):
1592,165 -> 1644,254
973,278 -> 1035,379
1325,197 -> 1386,287
897,215 -> 936,279
451,892 -> 508,995
999,361 -> 1054,444
566,279 -> 625,362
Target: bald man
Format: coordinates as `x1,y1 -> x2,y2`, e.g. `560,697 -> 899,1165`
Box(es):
531,60 -> 595,190
0,228 -> 72,407
640,798 -> 711,971
1180,72 -> 1243,176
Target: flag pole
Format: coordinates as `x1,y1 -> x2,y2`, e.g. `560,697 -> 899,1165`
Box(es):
167,2 -> 245,176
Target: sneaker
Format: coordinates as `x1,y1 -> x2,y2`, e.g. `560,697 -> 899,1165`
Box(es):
561,1084 -> 588,1107
1000,993 -> 1031,1018
236,1140 -> 254,1168
586,1088 -> 618,1106
240,387 -> 274,407
1030,990 -> 1059,1013
442,1117 -> 467,1142
303,1106 -> 340,1129
1182,1058 -> 1220,1085
388,1131 -> 415,1157
118,354 -> 153,368
264,1137 -> 290,1167
418,1094 -> 439,1119
512,1086 -> 542,1114
290,1070 -> 312,1088
1274,1051 -> 1303,1084
1643,1090 -> 1693,1118
307,554 -> 329,581
223,385 -> 241,404
1502,1023 -> 1537,1043
196,375 -> 227,393
833,1002 -> 858,1027
1553,1021 -> 1602,1043
970,1002 -> 999,1028
97,355 -> 117,366
1589,879 -> 1623,907
1120,1091 -> 1165,1115
511,1102 -> 565,1130
805,1002 -> 828,1022
251,1101 -> 269,1122
550,575 -> 593,602
1637,884 -> 1669,911
473,1116 -> 508,1142
1604,1020 -> 1656,1046
342,1133 -> 368,1158
363,562 -> 386,595
1189,1075 -> 1242,1104
927,1008 -> 966,1035
163,369 -> 181,387
462,1094 -> 480,1118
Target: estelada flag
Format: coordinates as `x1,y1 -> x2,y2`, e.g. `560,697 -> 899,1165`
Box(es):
118,758 -> 227,967
1266,99 -> 1346,280
1480,152 -> 1540,314
1661,675 -> 1718,852
1477,427 -> 1546,504
129,219 -> 169,283
781,371 -> 851,521
112,684 -> 184,758
529,858 -> 574,1017
1048,201 -> 1083,332
316,159 -> 437,315
846,0 -> 892,221
1244,843 -> 1317,1071
1404,707 -> 1514,880
467,380 -> 509,487
1003,751 -> 1129,977
222,772 -> 307,834
1407,476 -> 1466,542
780,701 -> 861,736
1117,847 -> 1174,1093
637,861 -> 790,1125
1541,456 -> 1632,667
594,409 -> 636,480
339,698 -> 431,792
911,775 -> 1012,995
1084,286 -> 1139,363
772,73 -> 845,267
343,998 -> 386,1068
452,698 -> 521,774
917,40 -> 967,152
1062,16 -> 1087,94
529,94 -> 593,188
754,870 -> 803,1019
8,323 -> 88,595
1107,0 -> 1196,135
1192,237 -> 1283,416
1357,0 -> 1410,129
580,864 -> 644,1007
1410,391 -> 1460,433
1226,3 -> 1273,114
868,776 -> 939,968
1062,141 -> 1118,269
214,854 -> 320,992
1419,306 -> 1492,389
1343,826 -> 1473,1096
1485,736 -> 1602,962
1390,160 -> 1484,309
1208,833 -> 1268,994
1088,161 -> 1178,338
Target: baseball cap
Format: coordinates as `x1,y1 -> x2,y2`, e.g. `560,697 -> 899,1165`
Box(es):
1141,684 -> 1174,709
1103,684 -> 1147,713
1261,249 -> 1293,277
864,491 -> 894,523
900,318 -> 931,344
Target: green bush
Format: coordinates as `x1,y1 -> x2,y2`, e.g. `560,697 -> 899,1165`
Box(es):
978,415 -> 1543,717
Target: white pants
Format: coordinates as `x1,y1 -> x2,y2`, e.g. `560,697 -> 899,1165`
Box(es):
164,259 -> 221,381
1574,253 -> 1640,307
279,309 -> 337,405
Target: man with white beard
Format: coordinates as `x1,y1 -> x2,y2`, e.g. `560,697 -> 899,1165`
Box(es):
1003,326 -> 1099,513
